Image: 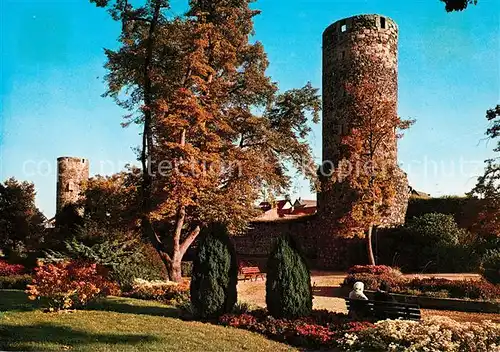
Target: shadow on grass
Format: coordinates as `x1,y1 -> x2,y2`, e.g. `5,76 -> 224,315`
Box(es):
0,290 -> 38,312
0,290 -> 182,318
0,322 -> 157,350
87,298 -> 181,318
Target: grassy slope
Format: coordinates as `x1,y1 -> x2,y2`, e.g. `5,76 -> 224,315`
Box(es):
0,290 -> 296,352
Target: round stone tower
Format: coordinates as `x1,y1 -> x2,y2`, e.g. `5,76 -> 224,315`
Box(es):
322,14 -> 398,167
319,14 -> 409,228
56,157 -> 90,213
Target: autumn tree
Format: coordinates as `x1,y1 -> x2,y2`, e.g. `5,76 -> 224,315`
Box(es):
90,0 -> 320,281
335,59 -> 413,265
81,166 -> 141,233
469,105 -> 499,236
0,178 -> 46,258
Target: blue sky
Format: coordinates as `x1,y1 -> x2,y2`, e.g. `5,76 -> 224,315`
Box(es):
1,0 -> 499,217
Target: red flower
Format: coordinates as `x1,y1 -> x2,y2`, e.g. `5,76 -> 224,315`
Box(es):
0,260 -> 25,276
217,309 -> 374,349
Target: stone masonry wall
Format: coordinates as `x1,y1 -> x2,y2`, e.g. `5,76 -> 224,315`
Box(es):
56,157 -> 90,213
233,216 -> 319,259
233,216 -> 368,270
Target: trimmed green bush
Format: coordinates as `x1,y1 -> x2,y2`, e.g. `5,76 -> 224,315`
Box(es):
404,213 -> 473,272
481,249 -> 500,284
405,196 -> 480,229
0,274 -> 32,289
405,213 -> 465,244
376,213 -> 476,273
190,224 -> 238,319
266,235 -> 312,319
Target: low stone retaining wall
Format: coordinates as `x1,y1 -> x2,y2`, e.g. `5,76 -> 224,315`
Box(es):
391,293 -> 499,314
361,290 -> 499,313
337,287 -> 499,313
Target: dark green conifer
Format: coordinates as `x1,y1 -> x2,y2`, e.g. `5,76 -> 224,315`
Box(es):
190,223 -> 238,319
266,235 -> 312,319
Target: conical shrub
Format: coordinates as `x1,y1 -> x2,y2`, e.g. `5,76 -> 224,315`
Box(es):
266,234 -> 312,319
190,223 -> 238,319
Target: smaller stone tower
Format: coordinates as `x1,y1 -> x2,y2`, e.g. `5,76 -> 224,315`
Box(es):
56,157 -> 90,213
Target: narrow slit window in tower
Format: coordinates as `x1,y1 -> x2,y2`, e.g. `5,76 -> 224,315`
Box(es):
340,20 -> 347,33
341,51 -> 345,59
380,17 -> 386,29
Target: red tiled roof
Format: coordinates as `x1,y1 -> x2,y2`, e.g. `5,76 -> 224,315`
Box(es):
294,199 -> 317,208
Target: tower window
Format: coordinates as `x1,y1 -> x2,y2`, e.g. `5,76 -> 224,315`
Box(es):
341,51 -> 345,59
380,17 -> 386,29
340,20 -> 347,33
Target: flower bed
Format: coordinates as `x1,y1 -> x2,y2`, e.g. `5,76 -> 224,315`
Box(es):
125,278 -> 190,306
402,277 -> 500,301
338,316 -> 500,352
218,307 -> 500,351
342,272 -> 402,292
0,260 -> 25,276
347,265 -> 401,276
218,309 -> 374,350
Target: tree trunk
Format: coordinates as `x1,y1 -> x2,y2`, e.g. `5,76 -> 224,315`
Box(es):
367,224 -> 376,265
167,250 -> 183,282
140,1 -> 161,263
153,247 -> 182,282
151,225 -> 201,282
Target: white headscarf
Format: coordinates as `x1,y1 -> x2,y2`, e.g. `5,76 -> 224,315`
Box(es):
349,281 -> 368,300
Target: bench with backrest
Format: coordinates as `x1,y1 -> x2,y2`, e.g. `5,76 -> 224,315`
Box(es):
240,266 -> 265,281
345,298 -> 421,321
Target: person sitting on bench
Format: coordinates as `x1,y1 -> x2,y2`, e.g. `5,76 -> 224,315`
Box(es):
374,281 -> 396,302
348,281 -> 369,319
373,281 -> 398,320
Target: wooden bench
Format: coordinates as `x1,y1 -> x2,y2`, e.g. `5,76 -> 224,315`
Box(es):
240,266 -> 265,281
345,298 -> 421,321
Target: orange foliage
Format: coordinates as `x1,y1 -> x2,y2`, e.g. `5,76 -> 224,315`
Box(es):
26,261 -> 120,310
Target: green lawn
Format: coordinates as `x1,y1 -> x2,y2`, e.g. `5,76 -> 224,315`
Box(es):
0,290 -> 297,352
